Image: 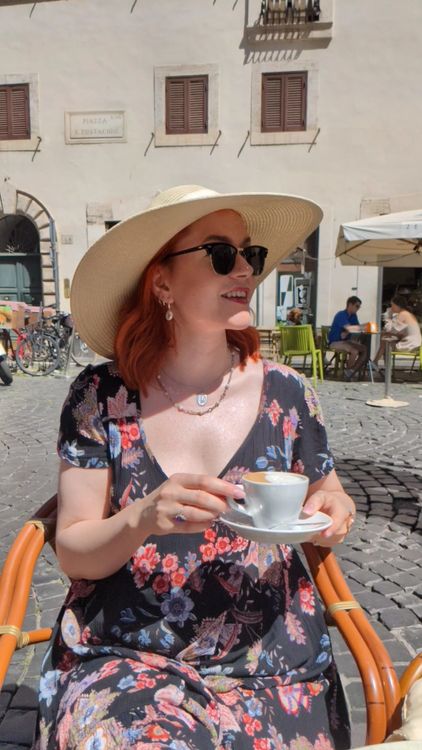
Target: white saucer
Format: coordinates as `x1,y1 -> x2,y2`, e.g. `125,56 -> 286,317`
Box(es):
220,510 -> 332,544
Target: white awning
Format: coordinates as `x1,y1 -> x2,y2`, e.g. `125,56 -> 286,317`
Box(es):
335,209 -> 422,267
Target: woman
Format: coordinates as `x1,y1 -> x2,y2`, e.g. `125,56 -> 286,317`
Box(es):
373,294 -> 421,368
35,185 -> 355,750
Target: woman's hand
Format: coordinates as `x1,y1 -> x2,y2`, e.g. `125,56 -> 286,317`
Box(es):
301,470 -> 356,547
138,474 -> 245,537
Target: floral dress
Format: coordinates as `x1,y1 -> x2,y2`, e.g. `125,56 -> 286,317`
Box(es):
35,360 -> 350,750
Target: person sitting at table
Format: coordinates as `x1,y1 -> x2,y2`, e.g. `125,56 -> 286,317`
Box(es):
328,296 -> 367,380
285,307 -> 303,325
372,294 -> 422,370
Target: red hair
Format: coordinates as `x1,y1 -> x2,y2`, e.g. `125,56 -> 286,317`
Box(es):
114,241 -> 261,395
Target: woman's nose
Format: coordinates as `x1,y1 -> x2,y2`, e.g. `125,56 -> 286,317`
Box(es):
230,250 -> 253,278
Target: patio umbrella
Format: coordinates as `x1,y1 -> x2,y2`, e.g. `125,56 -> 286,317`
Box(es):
335,209 -> 422,408
335,208 -> 422,268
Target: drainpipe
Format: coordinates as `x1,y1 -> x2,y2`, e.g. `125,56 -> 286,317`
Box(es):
49,218 -> 60,310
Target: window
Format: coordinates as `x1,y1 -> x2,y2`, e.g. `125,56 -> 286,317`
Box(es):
154,65 -> 218,147
251,63 -> 318,146
166,76 -> 208,135
0,84 -> 30,140
261,72 -> 307,132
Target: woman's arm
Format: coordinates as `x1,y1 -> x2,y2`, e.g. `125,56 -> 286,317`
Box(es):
55,461 -> 145,580
390,312 -> 408,339
55,461 -> 242,580
301,468 -> 356,547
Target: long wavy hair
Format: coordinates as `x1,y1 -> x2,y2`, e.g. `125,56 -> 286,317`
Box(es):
114,234 -> 261,395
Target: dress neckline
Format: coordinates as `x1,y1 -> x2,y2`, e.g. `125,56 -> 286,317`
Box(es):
133,359 -> 269,481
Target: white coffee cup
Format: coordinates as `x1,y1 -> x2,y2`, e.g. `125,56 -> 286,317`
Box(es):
228,471 -> 309,528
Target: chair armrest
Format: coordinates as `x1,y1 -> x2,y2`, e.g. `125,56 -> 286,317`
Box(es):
0,495 -> 57,690
400,653 -> 422,699
302,543 -> 401,745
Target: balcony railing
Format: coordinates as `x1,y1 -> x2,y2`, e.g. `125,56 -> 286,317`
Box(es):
259,0 -> 321,25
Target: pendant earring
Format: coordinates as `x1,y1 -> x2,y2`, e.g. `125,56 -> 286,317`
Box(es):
165,302 -> 174,321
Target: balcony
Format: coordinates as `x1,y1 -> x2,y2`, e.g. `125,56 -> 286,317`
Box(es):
260,0 -> 321,26
245,0 -> 333,44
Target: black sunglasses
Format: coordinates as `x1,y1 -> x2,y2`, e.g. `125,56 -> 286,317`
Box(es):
168,242 -> 268,277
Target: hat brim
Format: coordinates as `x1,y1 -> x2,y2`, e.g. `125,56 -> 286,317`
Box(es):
71,191 -> 322,358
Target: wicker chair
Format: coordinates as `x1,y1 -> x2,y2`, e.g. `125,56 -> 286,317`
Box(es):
1,495 -> 421,746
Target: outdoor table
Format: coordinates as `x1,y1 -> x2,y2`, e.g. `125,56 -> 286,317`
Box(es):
366,335 -> 409,409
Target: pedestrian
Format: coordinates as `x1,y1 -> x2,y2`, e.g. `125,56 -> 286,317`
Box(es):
328,296 -> 367,380
35,185 -> 355,750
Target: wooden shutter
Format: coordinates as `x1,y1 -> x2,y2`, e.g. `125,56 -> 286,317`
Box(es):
262,75 -> 283,131
261,72 -> 307,132
0,84 -> 30,140
0,89 -> 8,140
166,76 -> 208,134
284,72 -> 307,130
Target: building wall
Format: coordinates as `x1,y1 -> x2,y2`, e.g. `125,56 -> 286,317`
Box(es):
0,0 -> 421,327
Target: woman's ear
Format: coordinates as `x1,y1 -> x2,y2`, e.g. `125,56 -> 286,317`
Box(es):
152,265 -> 172,304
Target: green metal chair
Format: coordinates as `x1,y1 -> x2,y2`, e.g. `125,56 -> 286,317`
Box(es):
391,344 -> 422,378
320,325 -> 347,378
278,324 -> 323,387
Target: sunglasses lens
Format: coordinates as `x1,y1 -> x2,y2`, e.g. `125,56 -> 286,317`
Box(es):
242,246 -> 268,276
209,244 -> 237,275
205,243 -> 268,275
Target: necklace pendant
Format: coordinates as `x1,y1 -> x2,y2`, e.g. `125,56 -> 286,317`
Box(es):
196,393 -> 208,407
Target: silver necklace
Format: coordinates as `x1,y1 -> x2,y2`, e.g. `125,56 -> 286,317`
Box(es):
156,351 -> 235,416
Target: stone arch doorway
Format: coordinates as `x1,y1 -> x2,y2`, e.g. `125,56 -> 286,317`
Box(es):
0,183 -> 59,307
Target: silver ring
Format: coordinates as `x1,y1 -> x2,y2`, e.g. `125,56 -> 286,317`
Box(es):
174,513 -> 187,524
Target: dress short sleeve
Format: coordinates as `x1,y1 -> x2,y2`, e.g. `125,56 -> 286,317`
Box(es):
291,378 -> 334,484
57,366 -> 109,469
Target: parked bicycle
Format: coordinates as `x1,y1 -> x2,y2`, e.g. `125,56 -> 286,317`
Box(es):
0,325 -> 61,377
0,308 -> 98,378
36,310 -> 98,368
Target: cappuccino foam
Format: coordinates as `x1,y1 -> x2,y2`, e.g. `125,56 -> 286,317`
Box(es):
244,471 -> 305,485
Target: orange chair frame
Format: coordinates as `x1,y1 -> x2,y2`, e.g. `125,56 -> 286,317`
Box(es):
1,496 -> 421,746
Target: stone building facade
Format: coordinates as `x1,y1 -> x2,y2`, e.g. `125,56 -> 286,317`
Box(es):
1,0 -> 421,331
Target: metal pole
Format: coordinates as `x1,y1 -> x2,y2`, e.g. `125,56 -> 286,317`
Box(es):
63,326 -> 75,378
49,219 -> 60,311
384,338 -> 392,400
366,335 -> 408,408
54,326 -> 74,380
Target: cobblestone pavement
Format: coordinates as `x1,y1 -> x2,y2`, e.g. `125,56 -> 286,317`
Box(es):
0,368 -> 421,748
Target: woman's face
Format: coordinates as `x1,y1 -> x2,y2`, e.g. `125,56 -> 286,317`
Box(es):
156,209 -> 258,334
390,301 -> 401,314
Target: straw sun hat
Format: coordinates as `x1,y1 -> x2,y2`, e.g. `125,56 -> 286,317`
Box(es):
71,185 -> 323,358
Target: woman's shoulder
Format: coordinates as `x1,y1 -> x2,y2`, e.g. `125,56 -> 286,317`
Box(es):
70,360 -> 122,390
262,359 -> 307,393
402,310 -> 418,323
68,361 -> 138,416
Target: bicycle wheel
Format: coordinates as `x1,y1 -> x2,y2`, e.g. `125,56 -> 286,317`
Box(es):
71,332 -> 98,367
15,333 -> 61,376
